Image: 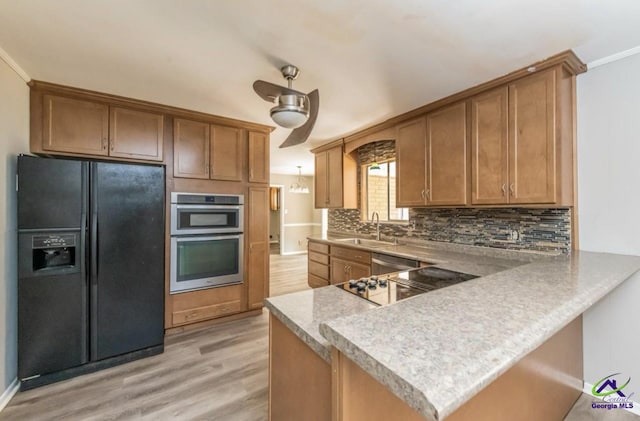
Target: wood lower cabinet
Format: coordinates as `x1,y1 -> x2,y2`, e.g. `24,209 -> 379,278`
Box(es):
170,285 -> 243,327
247,186 -> 269,309
269,314 -> 331,421
330,258 -> 370,285
308,241 -> 330,288
109,106 -> 164,161
248,131 -> 269,183
42,95 -> 109,156
313,143 -> 357,209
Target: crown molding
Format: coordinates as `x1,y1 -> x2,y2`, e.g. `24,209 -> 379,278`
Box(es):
587,45 -> 640,70
0,46 -> 30,82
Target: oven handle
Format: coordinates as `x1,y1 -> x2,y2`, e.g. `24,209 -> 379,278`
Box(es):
174,234 -> 243,242
174,204 -> 242,210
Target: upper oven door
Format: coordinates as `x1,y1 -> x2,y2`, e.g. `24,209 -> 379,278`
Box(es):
171,204 -> 244,235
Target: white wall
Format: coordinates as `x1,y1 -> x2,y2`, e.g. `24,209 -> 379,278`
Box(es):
0,57 -> 30,398
577,52 -> 640,403
270,174 -> 321,254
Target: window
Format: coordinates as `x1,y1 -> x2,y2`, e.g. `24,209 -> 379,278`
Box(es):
361,160 -> 408,222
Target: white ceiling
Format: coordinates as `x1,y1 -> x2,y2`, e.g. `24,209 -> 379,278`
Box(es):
1,0 -> 640,175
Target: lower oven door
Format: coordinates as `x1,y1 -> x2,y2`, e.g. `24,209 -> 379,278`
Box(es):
170,234 -> 243,294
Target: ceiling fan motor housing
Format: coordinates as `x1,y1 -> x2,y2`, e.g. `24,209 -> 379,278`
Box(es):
270,94 -> 309,128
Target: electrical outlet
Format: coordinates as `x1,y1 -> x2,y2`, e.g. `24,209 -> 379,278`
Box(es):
510,230 -> 519,241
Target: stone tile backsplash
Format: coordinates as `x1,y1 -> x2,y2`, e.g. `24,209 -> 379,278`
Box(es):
328,207 -> 572,253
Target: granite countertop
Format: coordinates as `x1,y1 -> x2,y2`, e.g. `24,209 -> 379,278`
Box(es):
307,233 -> 536,277
265,286 -> 375,363
319,251 -> 640,421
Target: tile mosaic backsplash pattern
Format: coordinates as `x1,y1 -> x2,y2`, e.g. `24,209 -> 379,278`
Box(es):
329,207 -> 572,254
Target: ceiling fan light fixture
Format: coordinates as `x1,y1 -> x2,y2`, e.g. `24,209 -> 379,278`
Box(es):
270,94 -> 309,129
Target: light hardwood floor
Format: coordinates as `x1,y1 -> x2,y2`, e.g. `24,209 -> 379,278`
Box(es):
1,253 -> 635,420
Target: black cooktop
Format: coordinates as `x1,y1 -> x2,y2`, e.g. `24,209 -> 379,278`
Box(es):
335,266 -> 479,306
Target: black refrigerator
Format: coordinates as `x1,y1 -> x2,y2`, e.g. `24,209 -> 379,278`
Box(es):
17,155 -> 165,389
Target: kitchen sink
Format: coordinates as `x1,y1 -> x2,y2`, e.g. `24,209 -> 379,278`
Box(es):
333,238 -> 395,248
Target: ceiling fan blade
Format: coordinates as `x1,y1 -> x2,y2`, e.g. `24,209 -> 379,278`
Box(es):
253,80 -> 304,102
279,89 -> 319,148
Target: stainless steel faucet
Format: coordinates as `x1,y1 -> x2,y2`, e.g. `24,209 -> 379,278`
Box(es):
371,212 -> 380,241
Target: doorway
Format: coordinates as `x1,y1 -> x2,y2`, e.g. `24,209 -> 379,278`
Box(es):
269,185 -> 284,255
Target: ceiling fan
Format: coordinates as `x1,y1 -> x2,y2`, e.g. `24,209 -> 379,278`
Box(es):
253,65 -> 319,148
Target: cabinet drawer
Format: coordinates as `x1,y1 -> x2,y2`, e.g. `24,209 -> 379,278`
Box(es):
330,246 -> 371,264
309,251 -> 329,265
308,274 -> 329,289
308,241 -> 329,254
172,300 -> 241,326
309,261 -> 329,279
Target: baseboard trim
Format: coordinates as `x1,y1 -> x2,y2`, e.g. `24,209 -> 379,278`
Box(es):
0,378 -> 19,412
280,251 -> 307,256
584,381 -> 640,416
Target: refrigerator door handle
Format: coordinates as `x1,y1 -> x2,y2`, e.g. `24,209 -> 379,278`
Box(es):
90,163 -> 99,360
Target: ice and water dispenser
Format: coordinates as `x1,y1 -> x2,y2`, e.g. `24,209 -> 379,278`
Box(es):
19,232 -> 81,277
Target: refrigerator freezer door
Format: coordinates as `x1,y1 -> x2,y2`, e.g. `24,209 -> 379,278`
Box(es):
90,162 -> 164,361
18,155 -> 85,230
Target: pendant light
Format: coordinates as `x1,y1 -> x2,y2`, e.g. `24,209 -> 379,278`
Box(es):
370,142 -> 381,171
289,166 -> 310,194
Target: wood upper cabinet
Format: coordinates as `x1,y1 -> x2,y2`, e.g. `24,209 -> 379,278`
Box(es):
43,95 -> 109,156
471,87 -> 509,205
174,118 -> 210,179
248,131 -> 269,183
313,144 -> 357,209
109,106 -> 164,161
396,117 -> 427,207
471,69 -> 560,205
42,95 -> 163,162
426,102 -> 468,206
508,69 -> 556,204
211,125 -> 243,181
396,105 -> 468,207
247,186 -> 269,309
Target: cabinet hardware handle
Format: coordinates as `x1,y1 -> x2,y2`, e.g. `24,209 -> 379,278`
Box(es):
501,183 -> 507,196
421,189 -> 425,199
102,138 -> 107,150
110,140 -> 114,151
509,183 -> 515,196
250,169 -> 254,179
426,189 -> 431,200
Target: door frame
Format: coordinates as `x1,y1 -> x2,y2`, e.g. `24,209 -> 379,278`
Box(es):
270,184 -> 285,256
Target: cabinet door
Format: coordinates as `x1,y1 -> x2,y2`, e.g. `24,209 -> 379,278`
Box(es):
471,88 -> 509,205
508,70 -> 556,204
330,258 -> 350,285
247,186 -> 270,309
314,151 -> 329,208
173,119 -> 210,179
426,102 -> 468,206
109,107 -> 164,161
211,125 -> 243,181
396,117 -> 427,207
348,262 -> 371,280
43,95 -> 109,156
327,145 -> 345,208
248,131 -> 270,183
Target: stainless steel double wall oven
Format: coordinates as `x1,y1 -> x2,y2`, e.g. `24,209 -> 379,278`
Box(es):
170,192 -> 244,294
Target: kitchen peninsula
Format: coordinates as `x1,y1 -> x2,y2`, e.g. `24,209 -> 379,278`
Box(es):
266,239 -> 640,420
